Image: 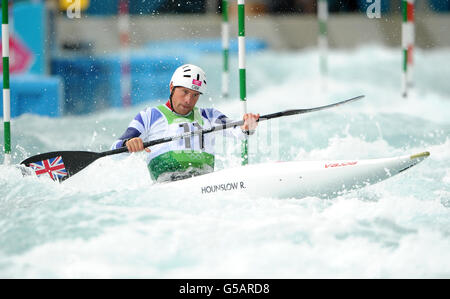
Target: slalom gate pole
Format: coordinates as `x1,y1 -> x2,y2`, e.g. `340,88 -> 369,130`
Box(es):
2,0 -> 11,165
238,0 -> 248,166
222,0 -> 229,98
318,0 -> 328,77
402,0 -> 414,98
119,0 -> 131,106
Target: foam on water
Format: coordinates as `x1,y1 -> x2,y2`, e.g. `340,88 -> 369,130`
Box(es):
0,46 -> 449,278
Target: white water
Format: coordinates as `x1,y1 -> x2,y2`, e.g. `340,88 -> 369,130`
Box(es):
1,45 -> 450,278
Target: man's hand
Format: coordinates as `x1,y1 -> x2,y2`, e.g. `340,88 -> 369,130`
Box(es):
125,137 -> 151,153
241,113 -> 260,131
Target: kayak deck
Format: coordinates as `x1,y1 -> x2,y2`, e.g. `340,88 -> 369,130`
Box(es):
154,151 -> 430,199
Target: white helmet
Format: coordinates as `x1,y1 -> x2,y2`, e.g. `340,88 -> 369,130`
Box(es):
170,64 -> 207,94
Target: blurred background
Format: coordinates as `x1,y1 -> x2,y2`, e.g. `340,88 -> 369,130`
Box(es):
0,0 -> 449,117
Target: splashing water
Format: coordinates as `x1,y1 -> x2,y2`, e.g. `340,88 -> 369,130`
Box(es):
1,46 -> 449,278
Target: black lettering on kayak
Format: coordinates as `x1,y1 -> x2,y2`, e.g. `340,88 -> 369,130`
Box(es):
201,181 -> 246,194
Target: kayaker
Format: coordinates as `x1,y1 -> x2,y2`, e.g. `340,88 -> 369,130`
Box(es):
111,64 -> 260,182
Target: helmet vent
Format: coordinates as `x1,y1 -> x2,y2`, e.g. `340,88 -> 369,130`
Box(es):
183,75 -> 191,78
183,69 -> 191,72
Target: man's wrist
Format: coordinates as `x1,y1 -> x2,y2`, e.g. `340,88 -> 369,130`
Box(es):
242,129 -> 256,136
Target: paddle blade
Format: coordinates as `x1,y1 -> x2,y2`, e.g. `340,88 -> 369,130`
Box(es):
20,151 -> 101,182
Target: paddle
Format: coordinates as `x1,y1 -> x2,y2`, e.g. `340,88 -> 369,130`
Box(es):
20,95 -> 364,181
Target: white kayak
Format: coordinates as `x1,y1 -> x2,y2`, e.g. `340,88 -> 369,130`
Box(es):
154,151 -> 430,199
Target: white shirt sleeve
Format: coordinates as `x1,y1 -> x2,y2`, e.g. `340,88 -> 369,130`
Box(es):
205,108 -> 250,141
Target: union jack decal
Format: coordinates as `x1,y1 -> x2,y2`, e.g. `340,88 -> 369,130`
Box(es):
29,156 -> 68,181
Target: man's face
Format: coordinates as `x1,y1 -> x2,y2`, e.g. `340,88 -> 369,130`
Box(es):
170,84 -> 201,115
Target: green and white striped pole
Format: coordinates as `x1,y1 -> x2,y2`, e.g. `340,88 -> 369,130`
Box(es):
222,0 -> 229,98
318,0 -> 328,77
2,0 -> 11,165
238,0 -> 248,166
402,0 -> 414,98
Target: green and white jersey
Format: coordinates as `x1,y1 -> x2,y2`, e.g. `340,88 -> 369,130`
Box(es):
112,102 -> 248,181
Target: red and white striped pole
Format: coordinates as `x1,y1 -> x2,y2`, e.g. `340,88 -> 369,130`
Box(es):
402,0 -> 414,98
119,0 -> 131,106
